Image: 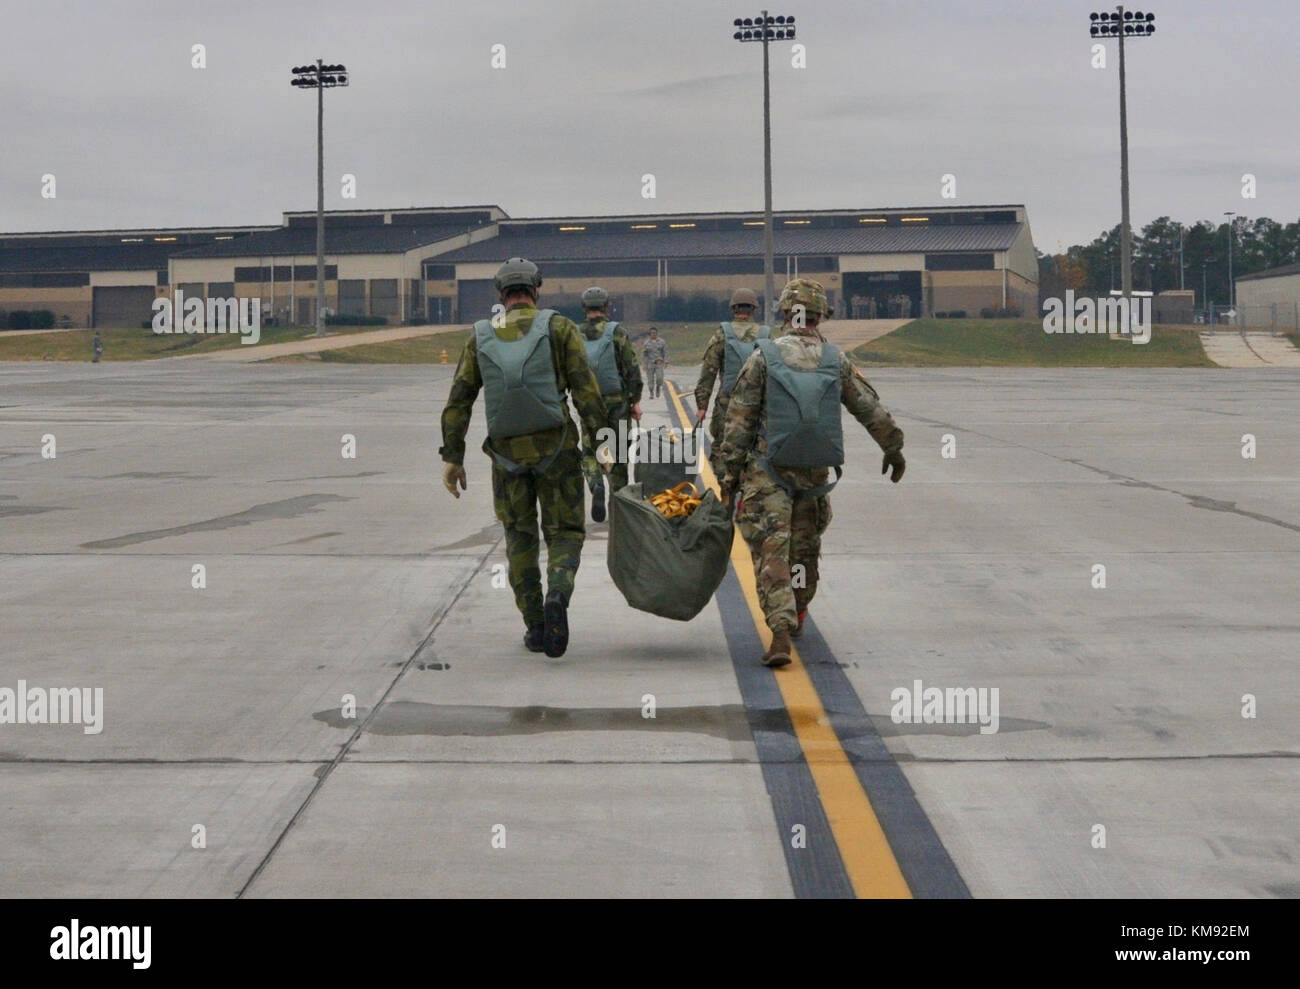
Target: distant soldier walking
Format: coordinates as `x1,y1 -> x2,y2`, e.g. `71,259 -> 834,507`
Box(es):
693,287 -> 769,477
92,330 -> 103,363
716,277 -> 906,668
642,327 -> 667,400
439,258 -> 612,657
575,286 -> 642,522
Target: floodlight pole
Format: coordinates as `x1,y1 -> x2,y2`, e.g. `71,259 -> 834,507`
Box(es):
1117,8 -> 1131,302
761,19 -> 774,322
292,58 -> 348,336
316,58 -> 325,337
1091,8 -> 1155,306
735,12 -> 794,322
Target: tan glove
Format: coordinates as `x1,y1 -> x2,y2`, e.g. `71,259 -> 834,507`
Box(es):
595,445 -> 615,474
443,461 -> 467,498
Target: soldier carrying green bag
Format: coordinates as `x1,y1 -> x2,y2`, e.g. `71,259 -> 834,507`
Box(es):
716,277 -> 906,668
439,258 -> 612,658
574,285 -> 643,523
693,287 -> 770,478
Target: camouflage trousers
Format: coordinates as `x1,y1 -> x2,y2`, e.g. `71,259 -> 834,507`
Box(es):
491,444 -> 586,627
645,363 -> 665,397
581,398 -> 631,494
734,463 -> 833,633
706,393 -> 732,479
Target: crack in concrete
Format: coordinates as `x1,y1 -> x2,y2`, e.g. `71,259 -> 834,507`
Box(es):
79,493 -> 352,549
898,409 -> 1300,536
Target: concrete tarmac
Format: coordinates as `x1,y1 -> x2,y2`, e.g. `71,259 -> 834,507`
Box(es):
1,360 -> 1296,897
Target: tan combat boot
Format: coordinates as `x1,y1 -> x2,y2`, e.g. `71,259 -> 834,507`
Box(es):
761,629 -> 793,668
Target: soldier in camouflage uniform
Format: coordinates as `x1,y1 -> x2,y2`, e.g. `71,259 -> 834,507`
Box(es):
694,287 -> 768,478
642,328 -> 668,399
440,258 -> 612,658
716,277 -> 906,668
575,286 -> 643,522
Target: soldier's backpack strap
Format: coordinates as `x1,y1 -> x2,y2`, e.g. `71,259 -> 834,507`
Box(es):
480,309 -> 566,476
755,338 -> 842,500
481,437 -> 564,476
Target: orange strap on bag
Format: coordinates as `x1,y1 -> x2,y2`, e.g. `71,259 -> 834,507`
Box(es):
649,481 -> 702,519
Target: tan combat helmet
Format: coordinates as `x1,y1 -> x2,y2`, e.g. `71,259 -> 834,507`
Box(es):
730,287 -> 759,312
777,277 -> 830,320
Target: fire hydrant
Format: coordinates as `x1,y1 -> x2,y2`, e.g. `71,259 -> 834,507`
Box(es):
440,348 -> 449,364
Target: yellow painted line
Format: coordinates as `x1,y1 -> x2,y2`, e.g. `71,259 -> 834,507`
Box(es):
666,382 -> 912,899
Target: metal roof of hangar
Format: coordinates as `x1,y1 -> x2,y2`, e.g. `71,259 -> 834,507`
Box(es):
429,222 -> 1026,264
173,223 -> 487,259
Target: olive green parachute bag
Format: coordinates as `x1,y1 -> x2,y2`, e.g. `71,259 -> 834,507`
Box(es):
607,483 -> 734,621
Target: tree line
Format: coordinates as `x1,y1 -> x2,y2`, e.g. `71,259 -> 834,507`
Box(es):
1038,215 -> 1300,308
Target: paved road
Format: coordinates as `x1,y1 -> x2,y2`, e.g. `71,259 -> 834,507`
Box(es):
1201,331 -> 1300,368
194,324 -> 463,363
1,361 -> 1297,897
820,318 -> 912,353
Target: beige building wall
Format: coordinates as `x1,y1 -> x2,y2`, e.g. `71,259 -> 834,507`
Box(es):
927,270 -> 1022,315
1005,223 -> 1039,284
0,287 -> 92,326
1237,273 -> 1300,329
839,254 -> 926,272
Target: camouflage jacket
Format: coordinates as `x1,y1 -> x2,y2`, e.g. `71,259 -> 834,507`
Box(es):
642,336 -> 668,367
577,316 -> 643,407
716,325 -> 905,492
439,303 -> 609,466
694,319 -> 762,410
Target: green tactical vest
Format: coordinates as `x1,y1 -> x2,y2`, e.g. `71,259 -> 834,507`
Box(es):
720,321 -> 772,397
474,309 -> 567,440
583,319 -> 624,397
756,337 -> 845,497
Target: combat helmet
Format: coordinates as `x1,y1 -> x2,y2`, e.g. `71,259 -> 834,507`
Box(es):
494,257 -> 542,294
581,286 -> 610,310
730,287 -> 759,310
778,277 -> 830,318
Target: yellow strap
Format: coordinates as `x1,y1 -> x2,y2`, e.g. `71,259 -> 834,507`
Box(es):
649,481 -> 702,518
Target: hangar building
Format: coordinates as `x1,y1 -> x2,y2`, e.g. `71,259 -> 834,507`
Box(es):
1,202 -> 1036,328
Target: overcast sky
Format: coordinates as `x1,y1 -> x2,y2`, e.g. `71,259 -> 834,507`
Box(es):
3,0 -> 1296,250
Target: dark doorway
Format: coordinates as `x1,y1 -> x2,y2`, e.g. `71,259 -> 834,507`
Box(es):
841,271 -> 922,319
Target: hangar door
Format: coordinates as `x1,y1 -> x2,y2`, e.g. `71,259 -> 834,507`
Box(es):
841,271 -> 922,319
93,286 -> 156,328
456,280 -> 496,324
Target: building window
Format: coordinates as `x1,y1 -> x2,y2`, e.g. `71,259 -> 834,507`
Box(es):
293,264 -> 338,280
925,253 -> 995,271
369,278 -> 399,317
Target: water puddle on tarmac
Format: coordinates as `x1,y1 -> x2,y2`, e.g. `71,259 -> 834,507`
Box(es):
313,701 -> 752,741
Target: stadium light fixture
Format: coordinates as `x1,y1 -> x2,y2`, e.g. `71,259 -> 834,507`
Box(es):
291,59 -> 350,337
733,11 -> 797,321
1088,6 -> 1155,304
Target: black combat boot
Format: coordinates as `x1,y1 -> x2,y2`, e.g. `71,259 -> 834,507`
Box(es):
589,472 -> 606,523
523,623 -> 545,653
543,589 -> 569,657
